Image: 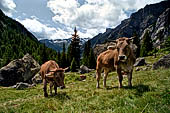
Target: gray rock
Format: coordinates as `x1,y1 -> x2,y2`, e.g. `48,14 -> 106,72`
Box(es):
152,54 -> 170,70
134,58 -> 146,67
14,82 -> 34,90
151,8 -> 170,48
79,65 -> 91,74
32,73 -> 42,84
79,65 -> 95,74
94,41 -> 116,57
0,53 -> 40,86
135,67 -> 141,71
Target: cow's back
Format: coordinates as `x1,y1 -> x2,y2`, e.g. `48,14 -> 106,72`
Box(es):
97,49 -> 118,70
40,60 -> 59,79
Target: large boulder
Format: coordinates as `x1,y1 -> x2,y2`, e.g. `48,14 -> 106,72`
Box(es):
0,53 -> 40,86
152,54 -> 170,70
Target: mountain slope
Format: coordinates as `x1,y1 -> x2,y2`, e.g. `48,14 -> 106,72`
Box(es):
0,9 -> 58,68
90,0 -> 170,47
40,38 -> 90,51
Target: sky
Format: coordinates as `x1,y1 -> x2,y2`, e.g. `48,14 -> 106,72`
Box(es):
0,0 -> 164,40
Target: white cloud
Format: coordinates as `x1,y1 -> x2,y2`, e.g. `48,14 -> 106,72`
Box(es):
47,0 -> 163,39
0,0 -> 16,17
16,17 -> 91,40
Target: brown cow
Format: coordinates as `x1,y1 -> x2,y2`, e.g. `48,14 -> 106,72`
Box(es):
96,37 -> 136,88
40,60 -> 66,97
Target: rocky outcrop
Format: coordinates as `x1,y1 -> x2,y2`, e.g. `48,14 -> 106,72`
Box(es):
94,41 -> 137,57
94,41 -> 116,57
0,54 -> 40,86
90,0 -> 170,48
152,54 -> 170,70
151,8 -> 170,48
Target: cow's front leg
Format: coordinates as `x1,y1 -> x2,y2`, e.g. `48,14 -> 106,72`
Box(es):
117,68 -> 123,88
49,81 -> 53,96
103,69 -> 109,88
54,82 -> 57,95
43,79 -> 48,97
127,70 -> 133,87
96,69 -> 101,88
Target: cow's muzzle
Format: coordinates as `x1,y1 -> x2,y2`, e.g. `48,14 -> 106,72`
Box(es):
118,55 -> 127,61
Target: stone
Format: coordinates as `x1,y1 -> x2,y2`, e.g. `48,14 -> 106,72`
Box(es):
13,82 -> 34,90
135,67 -> 141,71
0,53 -> 40,86
152,54 -> 170,70
134,58 -> 147,67
79,65 -> 92,74
32,73 -> 42,84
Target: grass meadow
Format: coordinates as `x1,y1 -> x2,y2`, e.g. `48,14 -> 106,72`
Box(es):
0,56 -> 170,113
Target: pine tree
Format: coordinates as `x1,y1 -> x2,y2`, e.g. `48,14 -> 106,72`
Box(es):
61,43 -> 67,68
42,43 -> 48,63
88,48 -> 96,69
57,51 -> 61,66
163,36 -> 170,52
81,40 -> 91,66
70,58 -> 77,72
140,30 -> 153,57
133,31 -> 140,57
68,27 -> 80,69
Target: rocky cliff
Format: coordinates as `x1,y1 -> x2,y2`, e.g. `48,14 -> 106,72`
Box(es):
90,0 -> 170,48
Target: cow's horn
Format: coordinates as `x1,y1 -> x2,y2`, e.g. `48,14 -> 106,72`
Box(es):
45,73 -> 55,78
49,68 -> 57,72
64,67 -> 69,72
129,37 -> 135,40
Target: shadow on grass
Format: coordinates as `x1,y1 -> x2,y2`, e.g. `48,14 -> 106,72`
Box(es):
106,84 -> 155,96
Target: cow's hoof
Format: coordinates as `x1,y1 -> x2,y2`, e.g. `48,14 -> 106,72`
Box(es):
44,93 -> 48,97
119,85 -> 123,88
128,85 -> 132,88
96,84 -> 99,88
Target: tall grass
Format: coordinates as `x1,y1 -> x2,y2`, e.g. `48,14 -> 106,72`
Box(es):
0,66 -> 170,112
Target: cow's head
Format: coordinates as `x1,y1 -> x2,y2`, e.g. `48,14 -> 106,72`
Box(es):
46,68 -> 68,89
114,37 -> 133,62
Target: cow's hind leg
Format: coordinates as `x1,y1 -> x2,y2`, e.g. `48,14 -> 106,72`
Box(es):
117,68 -> 123,88
43,79 -> 48,97
96,68 -> 101,88
54,82 -> 57,95
103,69 -> 109,88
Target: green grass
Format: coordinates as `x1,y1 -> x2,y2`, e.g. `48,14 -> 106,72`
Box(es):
0,58 -> 170,113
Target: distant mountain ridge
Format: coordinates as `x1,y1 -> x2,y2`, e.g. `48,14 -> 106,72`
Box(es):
90,0 -> 170,47
40,38 -> 90,51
